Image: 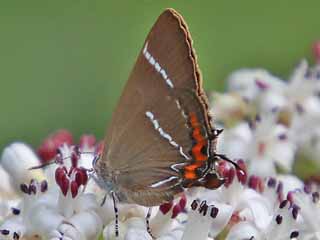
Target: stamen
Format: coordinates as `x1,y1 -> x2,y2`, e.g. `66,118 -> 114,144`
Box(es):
290,231 -> 299,239
159,201 -> 173,215
40,180 -> 48,193
279,200 -> 288,209
275,214 -> 283,224
312,192 -> 320,203
286,192 -> 294,205
248,175 -> 264,193
236,159 -> 247,184
292,205 -> 300,220
210,207 -> 219,218
255,79 -> 269,90
20,183 -> 29,194
191,200 -> 199,210
199,201 -> 208,216
0,229 -> 10,235
13,232 -> 19,240
172,204 -> 182,218
304,184 -> 312,194
278,133 -> 287,141
29,184 -> 37,195
267,177 -> 276,188
11,208 -> 20,215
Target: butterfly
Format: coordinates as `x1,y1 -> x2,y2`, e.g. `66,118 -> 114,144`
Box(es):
94,8 -> 231,209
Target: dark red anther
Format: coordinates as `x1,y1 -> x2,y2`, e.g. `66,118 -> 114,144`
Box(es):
71,151 -> 79,168
75,168 -> 88,186
312,41 -> 320,63
277,181 -> 284,202
37,129 -> 73,163
191,200 -> 199,210
13,232 -> 19,240
55,167 -> 67,185
225,168 -> 235,187
210,207 -> 219,218
179,194 -> 187,210
279,200 -> 288,209
276,181 -> 283,194
40,180 -> 48,193
29,184 -> 37,195
278,133 -> 287,141
217,161 -> 228,177
267,177 -> 277,188
276,214 -> 282,224
199,201 -> 208,216
290,231 -> 299,239
80,134 -> 96,149
53,129 -> 73,146
236,159 -> 247,184
159,201 -> 173,215
59,174 -> 69,196
11,208 -> 20,215
292,204 -> 300,220
286,191 -> 294,204
255,79 -> 269,91
20,183 -> 30,194
171,204 -> 182,218
312,192 -> 320,203
0,229 -> 9,235
304,184 -> 312,194
70,181 -> 79,198
248,175 -> 264,193
37,139 -> 58,163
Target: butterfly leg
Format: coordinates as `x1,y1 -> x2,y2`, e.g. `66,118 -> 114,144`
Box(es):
146,207 -> 155,239
100,193 -> 107,206
111,192 -> 119,237
214,153 -> 244,173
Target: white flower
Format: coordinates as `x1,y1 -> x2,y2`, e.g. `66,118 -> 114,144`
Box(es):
0,142 -> 102,240
182,199 -> 224,240
209,92 -> 249,124
227,196 -> 299,240
217,122 -> 252,160
227,69 -> 285,102
0,143 -> 45,191
218,115 -> 296,177
292,190 -> 320,239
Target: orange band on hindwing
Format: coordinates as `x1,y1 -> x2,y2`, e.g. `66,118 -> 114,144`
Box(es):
183,112 -> 209,180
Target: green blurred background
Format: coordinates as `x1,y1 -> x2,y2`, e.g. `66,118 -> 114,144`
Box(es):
1,0 -> 319,150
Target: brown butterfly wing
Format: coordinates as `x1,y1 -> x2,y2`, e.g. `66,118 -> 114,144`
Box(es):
95,9 -> 216,206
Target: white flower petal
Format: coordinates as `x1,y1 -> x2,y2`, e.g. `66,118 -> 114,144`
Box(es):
0,142 -> 45,189
217,122 -> 252,160
248,158 -> 276,177
0,166 -> 16,198
209,202 -> 233,237
74,193 -> 99,212
227,221 -> 261,240
157,226 -> 184,240
276,175 -> 303,196
27,204 -> 64,238
68,211 -> 102,240
58,223 -> 83,240
125,228 -> 152,240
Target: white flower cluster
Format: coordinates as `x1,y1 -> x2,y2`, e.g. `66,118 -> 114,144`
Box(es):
1,44 -> 320,240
